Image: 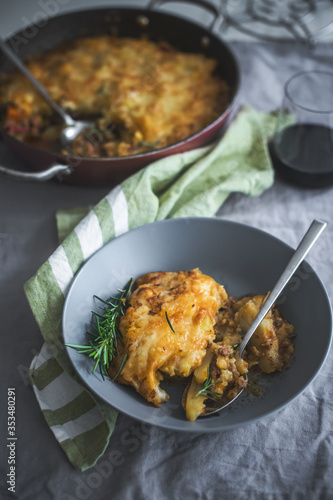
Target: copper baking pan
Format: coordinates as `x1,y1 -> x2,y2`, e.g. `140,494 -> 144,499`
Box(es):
0,0 -> 240,187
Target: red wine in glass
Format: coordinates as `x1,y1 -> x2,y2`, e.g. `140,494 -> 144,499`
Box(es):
272,71 -> 333,188
271,123 -> 333,188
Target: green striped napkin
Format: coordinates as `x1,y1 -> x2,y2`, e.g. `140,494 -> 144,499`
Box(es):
25,107 -> 275,471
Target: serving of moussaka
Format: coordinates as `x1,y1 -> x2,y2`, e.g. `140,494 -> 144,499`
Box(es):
108,269 -> 295,421
0,36 -> 229,157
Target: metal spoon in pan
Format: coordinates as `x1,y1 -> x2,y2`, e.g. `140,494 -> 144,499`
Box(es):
201,219 -> 327,417
0,38 -> 92,148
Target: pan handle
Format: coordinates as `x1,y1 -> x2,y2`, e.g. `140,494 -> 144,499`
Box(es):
0,163 -> 73,182
148,0 -> 224,32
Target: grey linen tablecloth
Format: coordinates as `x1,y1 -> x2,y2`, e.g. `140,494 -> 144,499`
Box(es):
0,39 -> 333,499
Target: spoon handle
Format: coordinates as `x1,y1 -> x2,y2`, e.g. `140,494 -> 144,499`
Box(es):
0,38 -> 74,126
239,219 -> 327,357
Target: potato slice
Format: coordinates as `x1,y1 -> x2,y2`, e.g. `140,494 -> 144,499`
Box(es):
193,350 -> 214,383
183,377 -> 206,422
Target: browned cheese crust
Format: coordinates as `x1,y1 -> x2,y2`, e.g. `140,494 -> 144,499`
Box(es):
0,36 -> 229,157
108,269 -> 228,407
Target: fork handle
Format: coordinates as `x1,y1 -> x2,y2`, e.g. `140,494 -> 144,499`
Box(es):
239,219 -> 327,357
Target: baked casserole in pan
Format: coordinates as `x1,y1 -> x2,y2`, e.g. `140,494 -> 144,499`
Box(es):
0,35 -> 229,158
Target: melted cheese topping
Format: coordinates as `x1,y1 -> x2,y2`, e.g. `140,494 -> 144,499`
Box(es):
0,36 -> 229,157
109,269 -> 228,407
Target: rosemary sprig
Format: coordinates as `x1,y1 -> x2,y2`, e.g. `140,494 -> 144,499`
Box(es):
195,367 -> 223,401
66,279 -> 134,380
165,311 -> 176,333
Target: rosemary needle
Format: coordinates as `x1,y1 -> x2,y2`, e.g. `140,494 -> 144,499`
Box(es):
165,311 -> 176,333
112,354 -> 128,382
66,278 -> 134,380
138,139 -> 160,149
195,367 -> 223,401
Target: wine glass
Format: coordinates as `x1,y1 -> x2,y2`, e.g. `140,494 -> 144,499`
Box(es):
271,70 -> 333,188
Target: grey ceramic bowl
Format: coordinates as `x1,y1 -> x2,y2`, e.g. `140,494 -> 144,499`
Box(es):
62,218 -> 332,431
